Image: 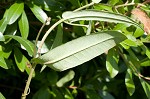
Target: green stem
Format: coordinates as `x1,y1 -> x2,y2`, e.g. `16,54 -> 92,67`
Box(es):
21,18 -> 51,99
38,19 -> 65,54
21,64 -> 36,99
73,2 -> 95,12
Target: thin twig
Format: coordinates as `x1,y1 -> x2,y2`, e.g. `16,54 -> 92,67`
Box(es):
118,48 -> 150,81
21,63 -> 36,99
115,2 -> 135,9
21,18 -> 51,99
34,17 -> 51,57
73,2 -> 95,12
37,19 -> 65,54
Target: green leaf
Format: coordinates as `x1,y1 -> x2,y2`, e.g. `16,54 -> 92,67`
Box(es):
18,11 -> 29,39
33,31 -> 126,71
85,90 -> 102,99
0,32 -> 5,41
28,3 -> 48,24
0,44 -> 12,59
140,58 -> 150,66
56,70 -> 75,87
140,78 -> 150,99
33,0 -> 65,11
14,48 -> 29,72
0,92 -> 5,99
106,48 -> 119,78
125,68 -> 135,96
92,0 -> 102,3
0,18 -> 7,33
33,87 -> 52,99
47,70 -> 58,85
5,35 -> 34,56
51,24 -> 63,49
99,91 -> 115,99
134,27 -> 144,38
62,10 -> 141,28
3,2 -> 24,24
0,57 -> 11,69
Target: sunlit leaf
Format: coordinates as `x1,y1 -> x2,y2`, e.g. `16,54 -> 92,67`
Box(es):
0,57 -> 11,69
62,10 -> 141,28
92,0 -> 102,3
56,70 -> 75,87
0,44 -> 12,59
4,35 -> 34,56
140,58 -> 150,66
0,92 -> 5,99
106,48 -> 119,78
0,32 -> 5,41
3,2 -> 24,24
0,18 -> 7,33
125,68 -> 135,96
140,78 -> 150,99
28,3 -> 48,24
33,31 -> 126,71
18,11 -> 29,39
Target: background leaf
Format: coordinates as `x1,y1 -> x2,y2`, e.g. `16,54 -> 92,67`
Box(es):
18,11 -> 29,39
106,48 -> 119,78
56,70 -> 75,87
14,48 -> 28,72
125,68 -> 135,96
28,3 -> 48,24
33,31 -> 126,71
3,2 -> 24,24
0,57 -> 11,69
0,18 -> 7,33
140,78 -> 150,99
4,35 -> 34,56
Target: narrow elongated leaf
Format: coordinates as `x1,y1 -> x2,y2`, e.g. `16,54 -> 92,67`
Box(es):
28,3 -> 48,24
0,18 -> 7,33
140,78 -> 150,99
4,35 -> 34,56
125,68 -> 135,96
3,2 -> 24,24
106,48 -> 119,78
18,11 -> 29,39
62,10 -> 140,28
56,70 -> 75,87
51,24 -> 63,49
33,31 -> 126,71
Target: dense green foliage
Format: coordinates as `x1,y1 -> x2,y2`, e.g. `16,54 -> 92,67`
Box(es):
0,0 -> 150,99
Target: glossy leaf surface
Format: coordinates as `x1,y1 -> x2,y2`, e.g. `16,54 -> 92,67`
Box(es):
3,2 -> 24,24
18,11 -> 29,39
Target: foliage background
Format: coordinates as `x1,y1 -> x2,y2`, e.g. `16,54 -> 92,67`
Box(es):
0,0 -> 150,99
